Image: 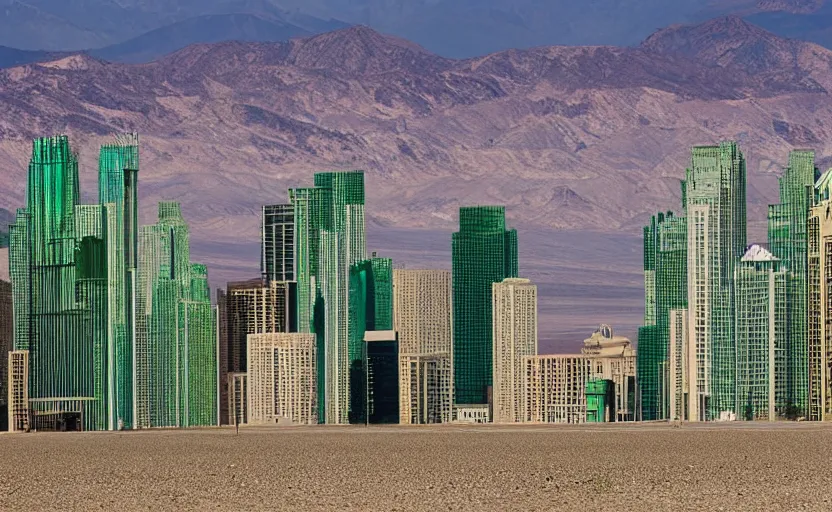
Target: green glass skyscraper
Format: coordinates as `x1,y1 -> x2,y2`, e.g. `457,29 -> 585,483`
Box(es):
347,255 -> 393,423
685,142 -> 747,421
9,136 -> 109,431
768,150 -> 818,417
98,133 -> 139,429
734,245 -> 788,421
452,206 -> 518,407
290,171 -> 366,424
137,202 -> 217,428
637,211 -> 687,421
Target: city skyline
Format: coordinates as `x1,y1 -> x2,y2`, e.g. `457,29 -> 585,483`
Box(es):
4,132 -> 832,430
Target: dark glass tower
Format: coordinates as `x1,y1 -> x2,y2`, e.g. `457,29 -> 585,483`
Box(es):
261,204 -> 295,283
452,206 -> 518,407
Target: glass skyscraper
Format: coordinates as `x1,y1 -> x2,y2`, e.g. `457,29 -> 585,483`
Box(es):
637,211 -> 686,420
685,142 -> 747,421
768,150 -> 818,418
98,134 -> 139,429
9,136 -> 109,431
290,171 -> 366,424
452,206 -> 518,407
136,202 -> 218,428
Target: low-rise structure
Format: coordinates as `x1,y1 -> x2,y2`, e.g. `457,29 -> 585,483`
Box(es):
524,325 -> 636,424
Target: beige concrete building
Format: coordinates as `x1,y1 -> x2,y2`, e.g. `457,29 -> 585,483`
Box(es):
668,309 -> 689,421
247,333 -> 316,425
809,195 -> 832,421
524,354 -> 594,424
492,278 -> 538,423
8,350 -> 29,432
393,269 -> 454,424
524,325 -> 636,424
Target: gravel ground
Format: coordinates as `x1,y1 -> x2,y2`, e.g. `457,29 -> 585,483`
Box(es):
2,423 -> 831,511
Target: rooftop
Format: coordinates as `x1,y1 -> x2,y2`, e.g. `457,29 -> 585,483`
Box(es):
741,244 -> 778,262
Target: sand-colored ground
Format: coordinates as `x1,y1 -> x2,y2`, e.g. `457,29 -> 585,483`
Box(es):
1,423 -> 831,511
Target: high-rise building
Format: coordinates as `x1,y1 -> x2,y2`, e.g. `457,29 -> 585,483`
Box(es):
261,204 -> 295,283
225,279 -> 296,372
247,333 -> 316,425
348,255 -> 393,423
768,150 -> 818,417
98,133 -> 139,429
668,308 -> 688,421
1,279 -> 11,430
218,278 -> 296,425
523,326 -> 636,424
9,136 -> 109,431
217,289 -> 230,425
808,173 -> 832,421
734,245 -> 788,421
684,142 -> 747,421
290,171 -> 366,424
394,269 -> 454,425
136,202 -> 217,428
492,278 -> 538,423
288,187 -> 327,335
637,211 -> 687,420
452,206 -> 518,408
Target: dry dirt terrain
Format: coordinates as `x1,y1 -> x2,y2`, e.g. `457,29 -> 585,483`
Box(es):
1,423 -> 832,511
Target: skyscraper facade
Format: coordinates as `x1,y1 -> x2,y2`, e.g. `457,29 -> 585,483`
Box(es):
685,142 -> 747,421
217,289 -> 230,425
0,279 -> 12,430
364,330 -> 399,424
668,308 -> 688,421
808,173 -> 832,421
9,136 -> 109,431
136,202 -> 217,428
452,206 -> 518,407
261,204 -> 295,283
290,171 -> 366,424
348,255 -> 393,423
7,350 -> 28,432
98,134 -> 139,429
394,269 -> 454,425
582,325 -> 637,422
768,150 -> 818,417
247,332 -> 317,425
734,245 -> 788,421
637,211 -> 687,420
492,278 -> 538,423
225,279 -> 296,372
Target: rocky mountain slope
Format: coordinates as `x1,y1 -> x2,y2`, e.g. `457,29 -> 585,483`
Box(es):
1,17 -> 830,345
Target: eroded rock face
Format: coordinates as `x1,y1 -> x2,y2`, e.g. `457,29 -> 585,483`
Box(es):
0,20 -> 827,276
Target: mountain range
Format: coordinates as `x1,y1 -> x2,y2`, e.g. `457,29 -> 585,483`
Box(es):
1,0 -> 831,60
1,16 -> 831,348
